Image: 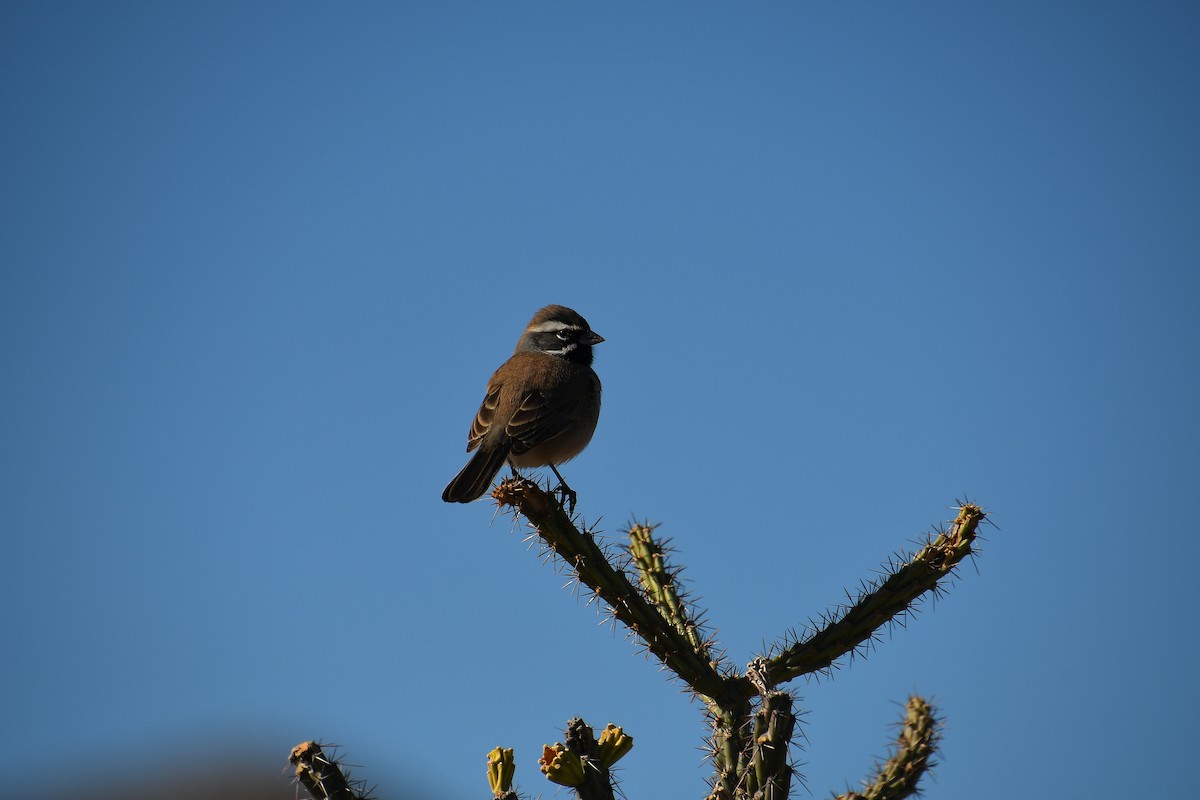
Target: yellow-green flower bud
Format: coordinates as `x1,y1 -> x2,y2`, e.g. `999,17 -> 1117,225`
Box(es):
486,747 -> 515,796
597,723 -> 634,767
538,743 -> 586,786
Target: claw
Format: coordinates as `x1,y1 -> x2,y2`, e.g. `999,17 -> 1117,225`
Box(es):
549,464 -> 576,514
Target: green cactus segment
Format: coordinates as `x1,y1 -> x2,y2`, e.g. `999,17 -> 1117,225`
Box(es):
288,741 -> 364,800
628,523 -> 713,663
494,478 -> 728,698
838,695 -> 942,800
705,697 -> 753,800
762,504 -> 987,687
744,692 -> 797,799
486,747 -> 517,798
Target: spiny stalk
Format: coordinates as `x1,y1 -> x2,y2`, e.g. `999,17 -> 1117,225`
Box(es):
493,478 -> 729,699
289,742 -> 369,800
756,504 -> 986,690
837,695 -> 942,800
629,522 -> 714,662
744,692 -> 797,800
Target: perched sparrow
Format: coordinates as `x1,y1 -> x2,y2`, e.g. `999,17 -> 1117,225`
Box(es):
441,305 -> 604,504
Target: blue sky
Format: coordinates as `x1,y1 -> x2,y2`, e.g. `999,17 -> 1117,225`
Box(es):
2,2 -> 1198,798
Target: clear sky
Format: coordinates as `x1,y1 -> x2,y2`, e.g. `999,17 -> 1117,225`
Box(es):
2,2 -> 1198,798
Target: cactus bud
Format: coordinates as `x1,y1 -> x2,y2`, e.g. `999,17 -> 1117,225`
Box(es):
486,747 -> 515,796
596,723 -> 634,767
538,743 -> 586,787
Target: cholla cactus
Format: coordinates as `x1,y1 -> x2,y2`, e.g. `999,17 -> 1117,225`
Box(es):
289,741 -> 371,800
291,482 -> 988,800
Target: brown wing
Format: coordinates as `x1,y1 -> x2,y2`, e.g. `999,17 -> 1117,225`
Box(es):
465,382 -> 502,452
506,369 -> 596,457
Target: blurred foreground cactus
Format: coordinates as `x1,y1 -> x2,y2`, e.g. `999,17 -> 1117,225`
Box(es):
291,481 -> 988,799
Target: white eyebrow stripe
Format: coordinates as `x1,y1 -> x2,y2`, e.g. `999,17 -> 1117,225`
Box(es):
527,320 -> 580,334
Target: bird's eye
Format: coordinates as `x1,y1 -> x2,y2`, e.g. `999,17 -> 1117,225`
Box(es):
556,331 -> 571,340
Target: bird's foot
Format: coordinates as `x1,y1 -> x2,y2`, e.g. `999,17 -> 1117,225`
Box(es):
549,464 -> 577,514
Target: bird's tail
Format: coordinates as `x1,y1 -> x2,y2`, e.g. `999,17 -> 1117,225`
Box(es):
441,445 -> 510,503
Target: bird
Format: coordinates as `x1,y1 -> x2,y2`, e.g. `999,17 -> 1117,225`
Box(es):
441,304 -> 604,505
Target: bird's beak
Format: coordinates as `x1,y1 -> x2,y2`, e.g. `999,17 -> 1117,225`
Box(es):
585,331 -> 605,345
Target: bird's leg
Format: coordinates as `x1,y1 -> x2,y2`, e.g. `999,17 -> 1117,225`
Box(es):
548,464 -> 576,514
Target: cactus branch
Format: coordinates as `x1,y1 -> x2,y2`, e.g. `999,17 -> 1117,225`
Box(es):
706,696 -> 753,800
289,741 -> 368,800
836,695 -> 942,800
629,522 -> 714,663
493,478 -> 728,698
758,504 -> 986,689
744,692 -> 797,800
